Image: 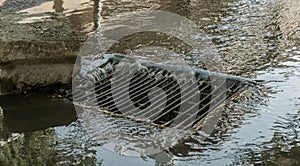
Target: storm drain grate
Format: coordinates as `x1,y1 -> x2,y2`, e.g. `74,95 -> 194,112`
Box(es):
73,54 -> 252,130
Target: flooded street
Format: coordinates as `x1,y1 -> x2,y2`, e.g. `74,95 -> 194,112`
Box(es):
0,0 -> 300,165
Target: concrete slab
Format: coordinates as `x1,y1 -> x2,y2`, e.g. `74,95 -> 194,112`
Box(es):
0,12 -> 81,94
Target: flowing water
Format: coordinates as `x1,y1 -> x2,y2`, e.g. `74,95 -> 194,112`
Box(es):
0,0 -> 300,165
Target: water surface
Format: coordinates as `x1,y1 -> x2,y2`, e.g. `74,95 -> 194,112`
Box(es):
0,0 -> 300,165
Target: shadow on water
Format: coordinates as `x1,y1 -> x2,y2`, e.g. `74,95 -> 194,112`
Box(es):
0,0 -> 300,165
0,94 -> 76,133
0,94 -> 100,165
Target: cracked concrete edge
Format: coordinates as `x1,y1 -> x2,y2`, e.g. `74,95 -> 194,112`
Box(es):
0,12 -> 84,94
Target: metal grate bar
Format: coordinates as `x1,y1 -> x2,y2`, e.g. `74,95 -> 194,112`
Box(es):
181,84 -> 242,130
123,77 -> 191,116
148,82 -> 211,121
74,54 -> 251,130
79,71 -> 150,104
74,67 -> 150,101
73,72 -> 113,99
93,70 -> 162,107
167,82 -> 237,129
73,74 -> 113,101
95,72 -> 150,106
102,76 -> 173,111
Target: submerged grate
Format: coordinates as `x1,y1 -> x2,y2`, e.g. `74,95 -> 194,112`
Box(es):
73,54 -> 252,130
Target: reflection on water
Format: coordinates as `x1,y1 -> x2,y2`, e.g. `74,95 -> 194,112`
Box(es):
0,0 -> 300,165
279,0 -> 300,41
0,0 -> 97,33
0,94 -> 76,133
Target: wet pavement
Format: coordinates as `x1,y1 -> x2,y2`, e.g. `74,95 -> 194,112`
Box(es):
0,0 -> 300,165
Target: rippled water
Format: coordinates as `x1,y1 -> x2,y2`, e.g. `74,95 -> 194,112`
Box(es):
0,0 -> 300,165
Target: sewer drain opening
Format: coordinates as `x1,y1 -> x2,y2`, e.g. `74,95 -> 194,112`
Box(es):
73,54 -> 251,130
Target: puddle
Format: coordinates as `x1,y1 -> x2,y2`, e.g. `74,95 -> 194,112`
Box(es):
0,0 -> 300,165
